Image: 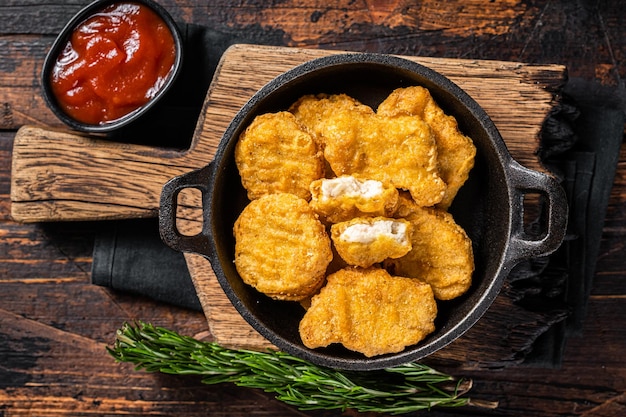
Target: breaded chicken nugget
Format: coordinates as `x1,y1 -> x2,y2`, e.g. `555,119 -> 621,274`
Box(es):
233,193 -> 332,301
289,93 -> 374,147
321,112 -> 447,206
290,94 -> 376,177
235,111 -> 324,201
309,175 -> 399,223
385,206 -> 474,300
299,267 -> 437,357
377,86 -> 476,209
331,217 -> 412,268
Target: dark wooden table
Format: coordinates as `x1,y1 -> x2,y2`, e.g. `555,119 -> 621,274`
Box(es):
2,1 -> 625,416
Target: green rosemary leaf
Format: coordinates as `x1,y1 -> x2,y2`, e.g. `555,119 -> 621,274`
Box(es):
108,321 -> 493,414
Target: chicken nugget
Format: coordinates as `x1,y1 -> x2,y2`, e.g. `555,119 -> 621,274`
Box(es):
233,193 -> 332,301
299,267 -> 437,357
322,112 -> 447,206
377,86 -> 476,209
331,217 -> 412,268
235,111 -> 324,201
289,93 -> 374,147
309,175 -> 399,223
385,206 -> 474,300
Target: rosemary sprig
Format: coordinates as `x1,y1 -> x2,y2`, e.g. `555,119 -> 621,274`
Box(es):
108,321 -> 494,414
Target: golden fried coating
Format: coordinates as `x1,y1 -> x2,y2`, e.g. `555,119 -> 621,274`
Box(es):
289,93 -> 374,147
385,206 -> 474,300
320,111 -> 446,206
234,111 -> 324,201
299,267 -> 437,357
377,86 -> 476,209
390,190 -> 422,219
309,175 -> 399,223
233,193 -> 332,301
330,217 -> 412,268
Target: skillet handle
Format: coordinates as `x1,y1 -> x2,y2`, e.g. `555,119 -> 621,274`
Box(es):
159,164 -> 213,257
505,161 -> 568,266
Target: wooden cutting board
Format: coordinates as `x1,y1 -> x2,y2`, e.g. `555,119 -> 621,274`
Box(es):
10,44 -> 567,352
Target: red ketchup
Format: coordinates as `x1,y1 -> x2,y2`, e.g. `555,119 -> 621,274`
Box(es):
50,2 -> 177,125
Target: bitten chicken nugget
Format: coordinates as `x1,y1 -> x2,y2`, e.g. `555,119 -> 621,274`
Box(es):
331,217 -> 412,268
309,175 -> 399,223
321,112 -> 447,206
235,111 -> 324,201
377,86 -> 476,209
233,193 -> 332,301
385,206 -> 474,300
299,267 -> 437,357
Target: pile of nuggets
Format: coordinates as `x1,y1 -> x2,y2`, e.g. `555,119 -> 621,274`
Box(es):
233,86 -> 476,358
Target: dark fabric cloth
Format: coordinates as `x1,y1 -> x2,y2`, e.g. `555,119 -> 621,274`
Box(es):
91,219 -> 202,311
515,77 -> 624,366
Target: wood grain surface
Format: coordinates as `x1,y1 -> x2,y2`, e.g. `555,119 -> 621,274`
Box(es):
2,1 -> 625,416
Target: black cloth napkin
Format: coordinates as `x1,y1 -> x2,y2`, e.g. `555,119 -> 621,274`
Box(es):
92,218 -> 202,311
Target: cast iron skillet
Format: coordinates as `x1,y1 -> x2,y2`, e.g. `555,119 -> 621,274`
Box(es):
159,53 -> 568,371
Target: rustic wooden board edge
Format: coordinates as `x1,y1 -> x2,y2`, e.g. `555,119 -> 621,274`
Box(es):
185,253 -> 275,350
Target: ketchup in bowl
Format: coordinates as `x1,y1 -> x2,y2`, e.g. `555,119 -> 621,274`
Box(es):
48,1 -> 178,126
